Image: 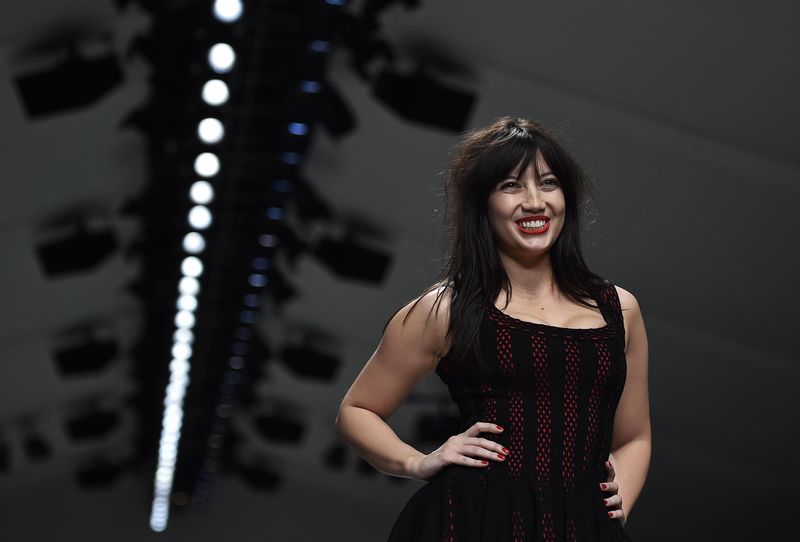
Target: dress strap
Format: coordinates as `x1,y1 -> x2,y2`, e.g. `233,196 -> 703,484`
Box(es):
597,281 -> 625,339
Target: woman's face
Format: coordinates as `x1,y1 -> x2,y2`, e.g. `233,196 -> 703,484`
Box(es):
486,150 -> 566,260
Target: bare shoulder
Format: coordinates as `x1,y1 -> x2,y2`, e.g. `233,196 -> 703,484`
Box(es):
398,284 -> 452,362
613,284 -> 640,313
613,284 -> 644,351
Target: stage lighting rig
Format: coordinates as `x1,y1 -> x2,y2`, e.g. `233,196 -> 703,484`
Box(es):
14,43 -> 123,119
65,409 -> 121,441
53,332 -> 119,377
35,213 -> 119,278
75,456 -> 128,489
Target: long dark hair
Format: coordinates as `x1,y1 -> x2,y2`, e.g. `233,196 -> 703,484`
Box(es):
397,116 -> 612,370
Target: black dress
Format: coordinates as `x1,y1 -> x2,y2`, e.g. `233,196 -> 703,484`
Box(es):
387,282 -> 633,542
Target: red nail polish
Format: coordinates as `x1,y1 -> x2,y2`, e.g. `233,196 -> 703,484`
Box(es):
600,483 -> 607,490
608,512 -> 614,518
496,425 -> 504,431
501,447 -> 510,454
497,453 -> 506,460
480,460 -> 489,465
603,499 -> 608,505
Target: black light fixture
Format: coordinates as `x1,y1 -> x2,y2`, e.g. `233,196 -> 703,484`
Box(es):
254,411 -> 306,445
23,432 -> 51,461
53,336 -> 119,376
35,218 -> 119,278
322,441 -> 348,471
65,409 -> 121,441
238,462 -> 282,491
316,82 -> 357,139
371,65 -> 475,132
279,344 -> 340,381
75,457 -> 125,489
0,438 -> 9,473
312,234 -> 392,284
14,45 -> 124,120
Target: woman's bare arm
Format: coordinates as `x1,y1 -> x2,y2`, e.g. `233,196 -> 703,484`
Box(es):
334,288 -> 451,479
609,285 -> 651,521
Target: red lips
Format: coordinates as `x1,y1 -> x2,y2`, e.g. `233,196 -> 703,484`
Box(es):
515,216 -> 550,235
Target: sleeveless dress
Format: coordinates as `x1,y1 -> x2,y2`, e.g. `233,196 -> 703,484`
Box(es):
387,282 -> 633,542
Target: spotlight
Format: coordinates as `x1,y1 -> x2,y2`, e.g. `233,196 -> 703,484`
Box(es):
0,439 -> 9,472
317,83 -> 356,138
54,337 -> 119,376
371,67 -> 475,132
322,441 -> 347,470
65,410 -> 120,441
293,177 -> 334,222
238,463 -> 282,491
76,458 -> 124,488
280,344 -> 340,381
254,412 -> 305,444
14,50 -> 124,119
312,235 -> 391,283
23,432 -> 51,461
36,225 -> 118,278
263,270 -> 298,306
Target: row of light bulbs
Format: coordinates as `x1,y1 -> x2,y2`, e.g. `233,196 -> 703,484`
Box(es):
149,0 -> 243,532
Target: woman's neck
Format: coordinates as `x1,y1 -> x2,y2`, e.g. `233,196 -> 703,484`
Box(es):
498,251 -> 559,303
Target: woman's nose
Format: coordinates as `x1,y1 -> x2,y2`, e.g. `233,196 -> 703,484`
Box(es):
522,187 -> 546,211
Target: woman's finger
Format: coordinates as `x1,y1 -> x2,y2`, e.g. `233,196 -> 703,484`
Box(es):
462,444 -> 507,462
602,494 -> 622,507
599,481 -> 619,493
604,459 -> 616,482
607,509 -> 626,521
463,422 -> 504,438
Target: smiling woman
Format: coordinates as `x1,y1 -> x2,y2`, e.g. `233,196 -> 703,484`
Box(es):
335,116 -> 651,541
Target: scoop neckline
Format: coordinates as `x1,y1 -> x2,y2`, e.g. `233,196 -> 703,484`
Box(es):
487,300 -> 614,337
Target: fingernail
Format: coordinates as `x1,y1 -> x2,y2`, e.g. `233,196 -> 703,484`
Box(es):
496,425 -> 504,431
497,453 -> 506,460
501,447 -> 510,454
480,460 -> 488,465
603,499 -> 608,505
608,512 -> 614,518
600,483 -> 607,489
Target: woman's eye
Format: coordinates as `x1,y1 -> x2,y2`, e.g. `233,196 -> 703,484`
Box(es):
501,181 -> 520,189
541,178 -> 558,187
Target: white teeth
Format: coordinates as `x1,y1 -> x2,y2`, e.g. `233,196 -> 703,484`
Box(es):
519,220 -> 546,229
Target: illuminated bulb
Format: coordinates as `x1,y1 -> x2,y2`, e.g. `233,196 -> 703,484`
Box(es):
178,276 -> 200,296
189,180 -> 214,204
213,0 -> 243,23
202,80 -> 229,106
183,232 -> 205,254
188,205 -> 212,230
209,43 -> 235,73
194,153 -> 220,177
